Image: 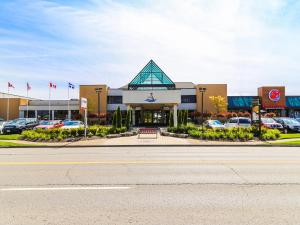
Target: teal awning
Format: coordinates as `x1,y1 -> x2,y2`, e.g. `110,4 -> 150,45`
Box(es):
128,60 -> 175,90
228,96 -> 253,109
286,96 -> 300,108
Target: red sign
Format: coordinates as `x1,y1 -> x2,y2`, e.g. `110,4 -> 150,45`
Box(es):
268,89 -> 281,102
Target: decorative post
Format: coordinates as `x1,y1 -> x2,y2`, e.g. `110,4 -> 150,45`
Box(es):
199,87 -> 207,131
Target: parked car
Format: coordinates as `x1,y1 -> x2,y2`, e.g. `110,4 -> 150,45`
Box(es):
273,117 -> 300,133
2,118 -> 39,134
225,117 -> 251,128
261,118 -> 283,130
34,120 -> 64,130
295,118 -> 300,123
0,121 -> 7,134
61,120 -> 84,129
204,120 -> 225,129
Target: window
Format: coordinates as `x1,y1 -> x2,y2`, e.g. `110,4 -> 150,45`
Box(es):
107,96 -> 123,104
181,95 -> 196,103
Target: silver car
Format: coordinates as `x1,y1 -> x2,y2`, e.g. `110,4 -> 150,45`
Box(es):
225,117 -> 252,128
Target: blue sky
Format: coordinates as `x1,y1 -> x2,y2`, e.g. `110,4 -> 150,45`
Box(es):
0,0 -> 300,99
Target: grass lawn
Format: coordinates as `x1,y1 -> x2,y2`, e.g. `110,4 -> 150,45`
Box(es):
276,140 -> 300,145
0,134 -> 21,140
0,141 -> 29,147
279,133 -> 300,140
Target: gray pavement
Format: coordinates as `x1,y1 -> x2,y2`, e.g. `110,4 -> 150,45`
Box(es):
1,146 -> 300,224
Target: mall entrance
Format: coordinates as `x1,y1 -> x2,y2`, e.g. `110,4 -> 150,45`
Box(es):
135,110 -> 169,127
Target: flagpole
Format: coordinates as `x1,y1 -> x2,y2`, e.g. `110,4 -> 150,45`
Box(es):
7,85 -> 10,121
49,84 -> 51,120
26,85 -> 29,118
67,84 -> 70,120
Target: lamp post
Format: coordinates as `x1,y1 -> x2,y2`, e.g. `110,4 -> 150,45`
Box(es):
95,87 -> 102,118
199,87 -> 207,132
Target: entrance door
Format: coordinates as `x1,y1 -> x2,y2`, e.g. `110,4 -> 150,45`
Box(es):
139,110 -> 167,126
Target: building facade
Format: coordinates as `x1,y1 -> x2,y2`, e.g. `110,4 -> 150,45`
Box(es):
1,60 -> 300,124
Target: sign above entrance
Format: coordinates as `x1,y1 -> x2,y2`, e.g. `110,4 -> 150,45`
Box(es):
258,86 -> 286,109
123,90 -> 181,105
268,89 -> 281,102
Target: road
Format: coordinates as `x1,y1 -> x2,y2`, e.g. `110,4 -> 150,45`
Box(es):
1,146 -> 300,225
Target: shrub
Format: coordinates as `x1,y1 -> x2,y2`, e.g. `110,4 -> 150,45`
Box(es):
169,111 -> 174,127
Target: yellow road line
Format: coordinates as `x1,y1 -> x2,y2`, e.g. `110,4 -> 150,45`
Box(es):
0,160 -> 300,166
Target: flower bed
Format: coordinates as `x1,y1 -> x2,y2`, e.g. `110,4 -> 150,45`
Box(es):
21,125 -> 133,142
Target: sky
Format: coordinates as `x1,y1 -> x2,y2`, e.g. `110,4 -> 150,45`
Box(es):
0,0 -> 300,100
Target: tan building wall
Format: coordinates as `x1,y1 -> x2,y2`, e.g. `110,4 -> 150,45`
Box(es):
79,85 -> 108,115
0,98 -> 29,120
195,84 -> 227,114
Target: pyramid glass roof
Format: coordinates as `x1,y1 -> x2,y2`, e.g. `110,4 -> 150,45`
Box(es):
128,60 -> 175,90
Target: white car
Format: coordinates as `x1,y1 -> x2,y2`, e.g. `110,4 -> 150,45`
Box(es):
0,121 -> 7,134
225,117 -> 252,128
61,121 -> 84,129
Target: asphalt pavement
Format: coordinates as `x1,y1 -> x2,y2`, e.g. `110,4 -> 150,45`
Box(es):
1,146 -> 300,225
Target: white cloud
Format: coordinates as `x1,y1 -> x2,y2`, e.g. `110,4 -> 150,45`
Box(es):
0,0 -> 300,99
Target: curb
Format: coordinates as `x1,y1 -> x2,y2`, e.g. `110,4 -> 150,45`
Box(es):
0,144 -> 299,148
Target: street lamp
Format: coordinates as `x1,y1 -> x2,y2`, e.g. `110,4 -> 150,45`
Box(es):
199,87 -> 207,131
95,87 -> 102,117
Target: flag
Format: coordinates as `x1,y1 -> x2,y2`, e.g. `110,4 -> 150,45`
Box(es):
27,82 -> 31,91
49,82 -> 57,89
68,82 -> 75,89
8,82 -> 14,88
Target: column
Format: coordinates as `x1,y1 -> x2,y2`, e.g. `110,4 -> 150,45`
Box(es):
68,110 -> 71,120
173,104 -> 178,127
35,110 -> 38,119
132,108 -> 136,126
52,110 -> 55,120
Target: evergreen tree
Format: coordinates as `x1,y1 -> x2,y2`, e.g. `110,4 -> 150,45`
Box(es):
178,110 -> 182,127
183,110 -> 188,126
112,112 -> 116,128
125,110 -> 130,129
116,106 -> 122,128
169,111 -> 174,127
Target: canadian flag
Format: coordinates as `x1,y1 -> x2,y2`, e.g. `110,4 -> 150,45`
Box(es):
8,82 -> 14,88
49,82 -> 57,89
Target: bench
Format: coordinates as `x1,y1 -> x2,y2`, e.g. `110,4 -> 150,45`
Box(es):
138,128 -> 158,139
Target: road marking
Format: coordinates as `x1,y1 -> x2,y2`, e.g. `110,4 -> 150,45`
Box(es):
0,160 -> 300,166
0,186 -> 131,191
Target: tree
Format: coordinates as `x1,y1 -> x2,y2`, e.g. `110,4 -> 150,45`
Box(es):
169,111 -> 174,127
112,112 -> 117,128
116,106 -> 122,128
209,96 -> 227,114
177,110 -> 182,127
183,110 -> 188,126
125,110 -> 131,129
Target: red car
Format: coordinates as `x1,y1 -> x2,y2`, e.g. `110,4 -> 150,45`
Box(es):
261,118 -> 283,130
34,120 -> 64,130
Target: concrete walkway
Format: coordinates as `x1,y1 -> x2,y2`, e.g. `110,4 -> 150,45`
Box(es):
67,133 -> 264,146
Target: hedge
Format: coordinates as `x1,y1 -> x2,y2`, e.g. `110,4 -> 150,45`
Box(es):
21,125 -> 127,141
167,124 -> 281,141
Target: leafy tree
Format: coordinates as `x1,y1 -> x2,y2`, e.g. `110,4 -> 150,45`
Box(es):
209,96 -> 227,113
